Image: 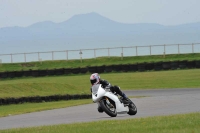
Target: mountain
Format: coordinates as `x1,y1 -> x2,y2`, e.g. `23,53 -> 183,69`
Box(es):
0,12 -> 200,54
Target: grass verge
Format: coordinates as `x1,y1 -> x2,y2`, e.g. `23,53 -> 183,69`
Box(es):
0,53 -> 200,72
1,112 -> 199,133
0,69 -> 200,98
0,99 -> 92,117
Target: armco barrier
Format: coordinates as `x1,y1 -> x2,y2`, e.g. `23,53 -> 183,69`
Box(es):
196,60 -> 200,68
47,69 -> 55,76
88,66 -> 97,73
187,60 -> 196,68
0,94 -> 91,105
80,67 -> 88,74
38,69 -> 47,76
15,71 -> 24,77
112,64 -> 121,72
32,70 -> 39,77
179,60 -> 187,69
129,64 -> 138,71
121,64 -> 131,72
64,68 -> 72,74
7,71 -> 15,78
145,62 -> 154,71
96,65 -> 105,73
54,68 -> 64,75
71,68 -> 80,74
154,62 -> 163,71
0,60 -> 200,79
162,61 -> 171,70
171,61 -> 179,70
23,70 -> 32,77
137,63 -> 146,72
0,72 -> 7,78
105,65 -> 113,73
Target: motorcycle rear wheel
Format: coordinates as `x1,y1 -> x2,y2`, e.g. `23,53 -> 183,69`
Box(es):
99,100 -> 117,117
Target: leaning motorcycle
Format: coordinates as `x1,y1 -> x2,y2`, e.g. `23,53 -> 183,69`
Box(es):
91,84 -> 137,117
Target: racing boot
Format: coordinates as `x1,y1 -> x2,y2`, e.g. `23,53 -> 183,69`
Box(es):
113,85 -> 131,105
121,93 -> 131,105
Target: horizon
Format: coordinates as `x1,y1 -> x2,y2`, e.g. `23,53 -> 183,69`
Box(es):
1,12 -> 200,29
1,1 -> 200,63
0,0 -> 200,28
0,11 -> 200,55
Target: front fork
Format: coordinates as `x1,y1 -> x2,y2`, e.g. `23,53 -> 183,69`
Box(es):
104,96 -> 114,108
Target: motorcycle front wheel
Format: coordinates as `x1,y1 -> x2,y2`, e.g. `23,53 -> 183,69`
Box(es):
127,101 -> 137,115
99,99 -> 117,117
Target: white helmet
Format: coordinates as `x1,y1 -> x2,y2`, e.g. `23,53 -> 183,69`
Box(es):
90,73 -> 100,85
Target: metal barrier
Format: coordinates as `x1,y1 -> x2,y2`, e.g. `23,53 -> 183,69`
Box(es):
0,43 -> 200,63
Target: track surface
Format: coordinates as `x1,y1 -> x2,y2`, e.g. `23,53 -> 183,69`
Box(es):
0,88 -> 200,130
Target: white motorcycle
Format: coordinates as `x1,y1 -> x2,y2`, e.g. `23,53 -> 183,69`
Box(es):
92,84 -> 137,117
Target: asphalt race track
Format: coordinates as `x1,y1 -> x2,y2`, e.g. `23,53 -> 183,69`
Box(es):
0,88 -> 200,130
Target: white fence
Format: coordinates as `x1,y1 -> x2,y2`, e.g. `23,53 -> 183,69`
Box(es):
0,43 -> 200,63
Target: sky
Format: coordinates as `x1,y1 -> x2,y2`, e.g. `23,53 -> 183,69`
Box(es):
0,0 -> 200,28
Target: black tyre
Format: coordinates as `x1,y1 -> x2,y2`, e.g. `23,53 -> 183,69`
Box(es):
127,99 -> 137,115
99,99 -> 117,117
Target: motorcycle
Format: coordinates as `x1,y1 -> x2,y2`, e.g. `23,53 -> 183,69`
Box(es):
91,84 -> 137,117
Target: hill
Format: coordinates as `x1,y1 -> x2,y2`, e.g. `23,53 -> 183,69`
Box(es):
0,12 -> 200,54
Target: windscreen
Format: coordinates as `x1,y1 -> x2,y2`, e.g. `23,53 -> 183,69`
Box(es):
91,84 -> 100,94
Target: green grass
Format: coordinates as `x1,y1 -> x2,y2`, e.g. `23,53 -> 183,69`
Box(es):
0,53 -> 200,72
0,69 -> 200,98
0,99 -> 92,117
1,112 -> 199,133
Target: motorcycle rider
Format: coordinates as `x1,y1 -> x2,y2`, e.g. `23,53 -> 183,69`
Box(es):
90,73 -> 130,112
